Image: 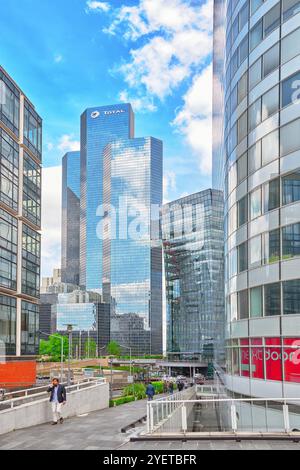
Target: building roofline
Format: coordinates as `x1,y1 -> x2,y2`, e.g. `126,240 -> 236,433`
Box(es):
0,66 -> 38,111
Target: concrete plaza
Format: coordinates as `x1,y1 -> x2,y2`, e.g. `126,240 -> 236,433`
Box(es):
0,398 -> 299,450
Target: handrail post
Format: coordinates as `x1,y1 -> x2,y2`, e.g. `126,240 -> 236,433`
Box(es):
150,403 -> 154,433
181,404 -> 187,433
283,403 -> 290,433
231,403 -> 238,432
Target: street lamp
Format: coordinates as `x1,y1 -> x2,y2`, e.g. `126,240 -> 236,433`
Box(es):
39,331 -> 64,382
63,324 -> 77,386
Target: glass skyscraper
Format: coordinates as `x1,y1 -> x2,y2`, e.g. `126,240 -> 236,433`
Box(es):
61,151 -> 80,286
213,0 -> 300,398
103,137 -> 163,355
0,66 -> 42,387
162,190 -> 224,362
80,104 -> 134,292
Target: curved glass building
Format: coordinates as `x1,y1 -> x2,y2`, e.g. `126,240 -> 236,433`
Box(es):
214,0 -> 300,398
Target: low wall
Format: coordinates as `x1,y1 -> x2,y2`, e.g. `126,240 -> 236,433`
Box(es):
0,382 -> 109,436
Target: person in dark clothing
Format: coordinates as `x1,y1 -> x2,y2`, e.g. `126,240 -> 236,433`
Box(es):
146,383 -> 155,401
47,378 -> 67,425
168,381 -> 174,395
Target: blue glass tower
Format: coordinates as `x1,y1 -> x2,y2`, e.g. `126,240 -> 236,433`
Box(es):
80,104 -> 135,292
103,137 -> 163,355
61,151 -> 81,285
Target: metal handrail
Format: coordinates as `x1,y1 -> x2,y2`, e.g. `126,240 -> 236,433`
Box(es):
0,378 -> 106,412
1,377 -> 101,400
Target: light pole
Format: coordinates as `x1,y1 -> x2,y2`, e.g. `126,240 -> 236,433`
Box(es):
98,345 -> 107,377
119,344 -> 134,396
39,331 -> 64,382
63,324 -> 77,386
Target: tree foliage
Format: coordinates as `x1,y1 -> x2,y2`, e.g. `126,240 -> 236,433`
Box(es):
39,335 -> 69,362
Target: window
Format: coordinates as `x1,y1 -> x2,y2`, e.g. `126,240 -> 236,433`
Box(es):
250,187 -> 261,219
0,72 -> 20,136
262,86 -> 279,121
238,196 -> 248,227
282,223 -> 300,259
263,43 -> 280,77
22,224 -> 41,298
0,295 -> 16,355
283,280 -> 300,315
238,289 -> 249,319
283,0 -> 300,22
238,111 -> 248,143
239,2 -> 249,30
282,71 -> 300,108
250,235 -> 262,267
282,171 -> 300,205
249,98 -> 261,131
251,0 -> 264,14
281,119 -> 300,156
239,35 -> 249,65
238,72 -> 248,104
250,286 -> 263,317
250,19 -> 262,51
264,178 -> 280,212
0,209 -> 17,291
238,241 -> 248,272
23,153 -> 41,226
249,58 -> 262,90
262,129 -> 279,165
237,152 -> 247,184
23,101 -> 42,159
248,141 -> 262,173
21,301 -> 39,355
265,282 -> 281,316
282,27 -> 300,65
264,228 -> 280,263
264,3 -> 280,36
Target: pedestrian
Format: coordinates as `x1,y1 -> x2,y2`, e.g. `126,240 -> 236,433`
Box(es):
47,378 -> 67,425
168,381 -> 174,395
145,382 -> 155,401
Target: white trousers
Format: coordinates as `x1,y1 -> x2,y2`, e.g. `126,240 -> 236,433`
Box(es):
51,402 -> 63,423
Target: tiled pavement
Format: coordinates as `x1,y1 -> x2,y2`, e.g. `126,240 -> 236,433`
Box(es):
1,398 -> 300,450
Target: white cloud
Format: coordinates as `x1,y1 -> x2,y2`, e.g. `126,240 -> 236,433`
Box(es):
58,134 -> 80,152
101,0 -> 214,177
54,54 -> 63,64
172,63 -> 213,175
41,166 -> 62,278
163,170 -> 177,203
86,1 -> 110,13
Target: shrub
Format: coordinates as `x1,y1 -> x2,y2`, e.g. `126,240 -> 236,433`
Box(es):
122,383 -> 146,400
110,396 -> 136,407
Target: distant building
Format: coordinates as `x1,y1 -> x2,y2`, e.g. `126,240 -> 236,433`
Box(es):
61,152 -> 81,285
103,136 -> 163,355
0,66 -> 42,388
110,314 -> 151,357
80,104 -> 135,292
162,189 -> 224,362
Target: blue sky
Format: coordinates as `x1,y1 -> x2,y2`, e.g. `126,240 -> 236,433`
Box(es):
0,0 -> 214,276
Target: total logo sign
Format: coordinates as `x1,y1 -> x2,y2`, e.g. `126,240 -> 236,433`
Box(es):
91,109 -> 126,119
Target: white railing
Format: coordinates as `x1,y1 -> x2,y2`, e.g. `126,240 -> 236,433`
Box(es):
147,394 -> 300,435
0,378 -> 106,412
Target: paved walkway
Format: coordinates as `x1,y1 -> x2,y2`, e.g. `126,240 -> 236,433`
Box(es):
1,398 -> 300,450
0,398 -> 148,450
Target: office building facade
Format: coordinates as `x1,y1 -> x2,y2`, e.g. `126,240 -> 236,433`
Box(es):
0,66 -> 42,387
162,190 -> 224,362
61,151 -> 80,285
213,0 -> 300,398
80,104 -> 134,292
103,137 -> 163,355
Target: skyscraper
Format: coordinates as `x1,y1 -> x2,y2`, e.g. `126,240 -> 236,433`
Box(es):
103,137 -> 163,355
213,0 -> 300,398
0,66 -> 42,387
80,104 -> 134,292
162,190 -> 224,362
61,151 -> 80,285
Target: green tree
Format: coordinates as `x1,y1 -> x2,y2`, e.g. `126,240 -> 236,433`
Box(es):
107,340 -> 121,357
84,338 -> 97,358
39,334 -> 69,362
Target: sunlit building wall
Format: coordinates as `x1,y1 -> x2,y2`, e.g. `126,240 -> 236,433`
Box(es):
0,66 -> 42,387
